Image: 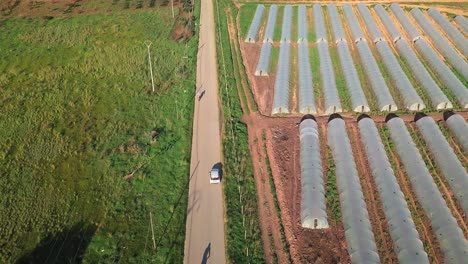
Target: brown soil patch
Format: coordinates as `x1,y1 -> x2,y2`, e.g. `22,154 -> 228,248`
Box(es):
241,42 -> 275,115
171,23 -> 193,42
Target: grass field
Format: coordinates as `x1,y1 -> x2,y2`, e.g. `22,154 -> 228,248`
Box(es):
0,1 -> 198,263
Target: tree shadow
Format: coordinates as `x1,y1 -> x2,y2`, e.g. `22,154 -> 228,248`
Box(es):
17,222 -> 97,264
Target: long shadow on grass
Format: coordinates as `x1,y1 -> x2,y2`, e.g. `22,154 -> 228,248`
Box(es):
17,222 -> 96,264
155,161 -> 200,256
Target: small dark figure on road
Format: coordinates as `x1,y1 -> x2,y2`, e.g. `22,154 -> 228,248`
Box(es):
201,243 -> 211,264
197,90 -> 206,101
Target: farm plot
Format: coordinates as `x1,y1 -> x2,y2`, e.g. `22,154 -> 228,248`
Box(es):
245,111 -> 468,264
239,3 -> 467,116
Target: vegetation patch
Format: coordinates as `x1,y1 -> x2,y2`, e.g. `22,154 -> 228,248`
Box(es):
214,0 -> 265,263
0,2 -> 198,263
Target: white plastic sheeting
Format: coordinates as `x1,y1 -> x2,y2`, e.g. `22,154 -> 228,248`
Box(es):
415,116 -> 468,215
281,5 -> 292,43
357,3 -> 385,43
317,41 -> 342,114
428,8 -> 468,56
390,3 -> 422,42
263,5 -> 278,43
374,5 -> 452,110
313,4 -> 327,42
299,118 -> 328,229
327,4 -> 346,42
358,4 -> 425,111
386,117 -> 468,264
298,5 -> 307,43
374,5 -> 402,43
411,8 -> 468,79
328,4 -> 370,113
358,117 -> 428,264
343,6 -> 397,112
255,43 -> 272,76
245,5 -> 265,43
454,15 -> 468,34
343,4 -> 366,42
298,42 -> 316,114
413,39 -> 468,108
375,41 -> 426,111
390,4 -> 468,108
272,42 -> 291,114
395,40 -> 452,109
315,5 -> 342,115
328,117 -> 380,264
445,113 -> 468,152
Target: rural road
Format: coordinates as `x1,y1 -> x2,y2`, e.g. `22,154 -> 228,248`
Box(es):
183,0 -> 226,263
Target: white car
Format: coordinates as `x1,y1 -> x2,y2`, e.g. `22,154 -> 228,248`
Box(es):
209,168 -> 221,184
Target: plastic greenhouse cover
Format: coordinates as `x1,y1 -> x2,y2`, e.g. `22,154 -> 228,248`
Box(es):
328,117 -> 380,264
374,41 -> 425,111
343,4 -> 365,42
313,4 -> 327,42
297,5 -> 308,43
263,5 -> 278,43
428,8 -> 468,56
327,4 -> 346,42
299,118 -> 327,228
245,5 -> 265,43
281,5 -> 292,43
357,3 -> 385,43
272,42 -> 290,114
374,5 -> 452,110
389,3 -> 467,108
394,40 -> 452,109
355,41 -> 397,112
415,116 -> 468,215
374,5 -> 402,43
390,3 -> 422,42
445,113 -> 468,152
454,15 -> 468,34
298,42 -> 316,114
317,41 -> 342,114
386,117 -> 468,264
411,8 -> 468,79
413,39 -> 468,108
336,42 -> 370,112
255,43 -> 272,76
358,117 -> 428,263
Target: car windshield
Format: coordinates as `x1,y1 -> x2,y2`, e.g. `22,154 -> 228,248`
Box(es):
210,170 -> 219,179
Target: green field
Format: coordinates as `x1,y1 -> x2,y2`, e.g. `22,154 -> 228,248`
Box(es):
0,2 -> 197,263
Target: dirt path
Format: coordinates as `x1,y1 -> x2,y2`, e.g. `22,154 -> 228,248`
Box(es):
248,126 -> 290,264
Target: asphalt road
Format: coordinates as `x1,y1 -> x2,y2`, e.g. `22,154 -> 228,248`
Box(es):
183,0 -> 226,263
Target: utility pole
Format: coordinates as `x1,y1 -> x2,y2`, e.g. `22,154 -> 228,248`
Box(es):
150,212 -> 156,249
171,0 -> 174,18
145,41 -> 155,93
